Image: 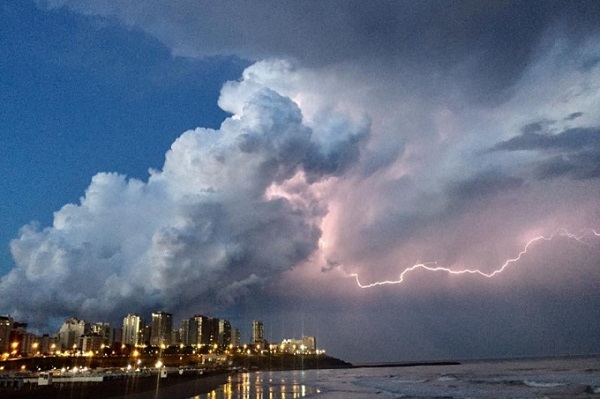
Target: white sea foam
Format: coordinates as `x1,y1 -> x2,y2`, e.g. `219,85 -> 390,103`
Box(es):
438,375 -> 457,381
523,380 -> 566,388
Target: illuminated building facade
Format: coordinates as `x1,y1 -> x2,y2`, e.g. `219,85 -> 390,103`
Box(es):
57,317 -> 89,351
218,319 -> 231,346
150,311 -> 172,347
279,336 -> 317,354
252,320 -> 264,344
39,334 -> 57,355
91,322 -> 115,346
9,322 -> 27,355
180,318 -> 198,346
231,327 -> 241,347
81,334 -> 104,354
0,316 -> 14,353
194,315 -> 211,346
122,314 -> 144,346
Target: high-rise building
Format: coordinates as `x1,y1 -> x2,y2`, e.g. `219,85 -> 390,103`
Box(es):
231,327 -> 241,348
150,311 -> 173,347
208,317 -> 219,345
142,324 -> 152,346
218,319 -> 232,347
57,317 -> 89,351
180,318 -> 198,347
91,322 -> 115,346
0,316 -> 12,353
122,314 -> 144,346
251,320 -> 264,344
171,329 -> 180,345
194,315 -> 210,346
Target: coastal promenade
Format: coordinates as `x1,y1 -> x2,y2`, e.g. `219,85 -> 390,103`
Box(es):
0,353 -> 352,398
1,370 -> 229,399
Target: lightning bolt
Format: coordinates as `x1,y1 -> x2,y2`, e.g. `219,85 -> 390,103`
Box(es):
351,229 -> 600,289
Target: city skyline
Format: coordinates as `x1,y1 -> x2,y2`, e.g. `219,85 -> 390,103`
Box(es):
1,312 -> 319,359
1,1 -> 600,363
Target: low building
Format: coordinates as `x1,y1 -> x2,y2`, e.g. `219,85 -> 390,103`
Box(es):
279,336 -> 317,354
201,353 -> 228,365
39,334 -> 57,355
81,334 -> 104,354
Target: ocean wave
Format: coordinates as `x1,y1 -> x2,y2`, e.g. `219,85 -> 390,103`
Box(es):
523,380 -> 566,388
585,385 -> 600,394
437,376 -> 457,381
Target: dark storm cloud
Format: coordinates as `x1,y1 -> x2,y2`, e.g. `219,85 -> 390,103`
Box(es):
446,173 -> 524,208
534,156 -> 577,179
535,152 -> 600,180
491,126 -> 600,152
565,112 -> 584,121
302,114 -> 370,181
490,124 -> 600,180
43,0 -> 600,101
359,172 -> 524,254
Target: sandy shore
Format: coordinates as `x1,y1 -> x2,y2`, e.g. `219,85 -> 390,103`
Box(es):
1,372 -> 230,399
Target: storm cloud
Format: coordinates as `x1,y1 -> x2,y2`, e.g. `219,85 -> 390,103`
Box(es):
40,0 -> 600,101
1,81 -> 368,325
491,123 -> 600,180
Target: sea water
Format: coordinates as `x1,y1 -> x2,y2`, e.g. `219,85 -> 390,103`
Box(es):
193,356 -> 600,399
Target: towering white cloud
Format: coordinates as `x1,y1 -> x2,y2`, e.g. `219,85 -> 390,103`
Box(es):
1,71 -> 369,326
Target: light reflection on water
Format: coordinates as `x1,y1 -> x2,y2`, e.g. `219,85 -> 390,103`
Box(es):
192,371 -> 318,399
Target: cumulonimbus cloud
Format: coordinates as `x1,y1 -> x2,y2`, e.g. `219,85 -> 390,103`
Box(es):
0,68 -> 369,327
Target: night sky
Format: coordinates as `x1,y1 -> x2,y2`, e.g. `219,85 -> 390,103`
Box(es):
1,1 -> 600,363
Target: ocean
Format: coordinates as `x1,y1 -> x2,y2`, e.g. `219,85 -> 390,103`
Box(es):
192,355 -> 600,399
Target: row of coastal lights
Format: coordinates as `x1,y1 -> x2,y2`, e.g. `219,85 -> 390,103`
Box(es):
2,342 -> 133,359
3,342 -> 155,359
3,341 -> 324,360
2,341 -> 56,359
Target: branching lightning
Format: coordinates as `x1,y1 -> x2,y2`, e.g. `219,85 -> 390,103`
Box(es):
351,229 -> 600,289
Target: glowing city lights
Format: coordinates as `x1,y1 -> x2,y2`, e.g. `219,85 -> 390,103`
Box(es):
351,229 -> 600,288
